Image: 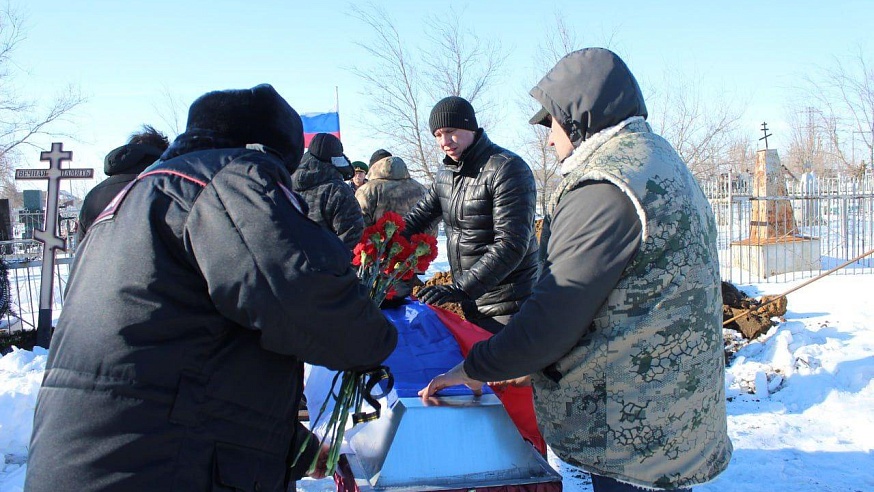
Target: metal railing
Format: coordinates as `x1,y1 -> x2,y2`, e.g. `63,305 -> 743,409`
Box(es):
703,173 -> 874,283
1,230 -> 76,333
2,179 -> 874,335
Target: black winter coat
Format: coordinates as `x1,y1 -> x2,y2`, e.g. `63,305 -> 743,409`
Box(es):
25,139 -> 397,492
76,143 -> 163,243
291,153 -> 364,252
405,131 -> 538,319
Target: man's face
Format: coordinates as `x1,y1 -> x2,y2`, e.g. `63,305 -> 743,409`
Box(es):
434,127 -> 476,161
549,116 -> 574,162
353,170 -> 367,186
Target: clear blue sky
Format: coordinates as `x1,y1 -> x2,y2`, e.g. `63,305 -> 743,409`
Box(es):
13,0 -> 873,193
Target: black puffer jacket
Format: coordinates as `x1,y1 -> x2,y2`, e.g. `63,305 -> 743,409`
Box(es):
292,153 -> 364,251
405,131 -> 538,319
26,135 -> 397,492
76,143 -> 163,243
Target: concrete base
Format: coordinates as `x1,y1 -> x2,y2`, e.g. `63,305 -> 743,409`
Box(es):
731,237 -> 821,278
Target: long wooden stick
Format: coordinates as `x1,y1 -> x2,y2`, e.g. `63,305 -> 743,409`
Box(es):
723,247 -> 874,326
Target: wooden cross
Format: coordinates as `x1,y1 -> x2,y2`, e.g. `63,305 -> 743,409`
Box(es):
14,142 -> 93,348
759,122 -> 773,150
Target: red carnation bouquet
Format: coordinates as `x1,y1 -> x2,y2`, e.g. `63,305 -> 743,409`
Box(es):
353,211 -> 439,306
295,211 -> 438,476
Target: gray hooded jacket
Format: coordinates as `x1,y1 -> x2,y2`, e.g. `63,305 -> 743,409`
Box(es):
466,48 -> 731,489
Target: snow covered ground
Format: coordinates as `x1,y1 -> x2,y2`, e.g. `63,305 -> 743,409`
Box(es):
1,263 -> 872,490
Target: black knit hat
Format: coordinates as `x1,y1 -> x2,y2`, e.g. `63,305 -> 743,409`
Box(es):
185,84 -> 304,171
369,149 -> 392,166
308,133 -> 344,162
429,96 -> 478,135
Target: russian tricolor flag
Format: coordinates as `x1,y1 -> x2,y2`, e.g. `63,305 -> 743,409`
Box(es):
301,111 -> 341,148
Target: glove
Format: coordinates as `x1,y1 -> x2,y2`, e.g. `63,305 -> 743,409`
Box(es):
417,285 -> 468,305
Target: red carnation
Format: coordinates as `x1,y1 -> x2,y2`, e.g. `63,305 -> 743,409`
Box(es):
375,211 -> 406,240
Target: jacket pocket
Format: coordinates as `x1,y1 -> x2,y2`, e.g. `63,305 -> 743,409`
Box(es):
212,442 -> 287,492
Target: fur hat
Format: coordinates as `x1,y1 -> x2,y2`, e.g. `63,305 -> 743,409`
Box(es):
185,84 -> 304,171
429,96 -> 478,135
369,149 -> 392,166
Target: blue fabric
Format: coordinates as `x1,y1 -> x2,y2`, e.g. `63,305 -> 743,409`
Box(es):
300,112 -> 340,134
381,301 -> 491,398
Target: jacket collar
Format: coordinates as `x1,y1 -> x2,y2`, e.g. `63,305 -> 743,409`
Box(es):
442,129 -> 489,173
560,116 -> 647,176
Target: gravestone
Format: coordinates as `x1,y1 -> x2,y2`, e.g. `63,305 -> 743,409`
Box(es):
731,144 -> 820,277
14,143 -> 93,347
0,199 -> 12,241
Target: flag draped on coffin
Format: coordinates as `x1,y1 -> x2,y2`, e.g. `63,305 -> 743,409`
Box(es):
301,111 -> 341,147
304,301 -> 546,454
312,302 -> 558,492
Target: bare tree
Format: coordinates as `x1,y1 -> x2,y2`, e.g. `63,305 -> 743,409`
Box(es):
647,67 -> 747,181
795,47 -> 874,177
521,123 -> 562,215
517,16 -> 582,214
519,18 -> 626,214
0,6 -> 86,200
783,106 -> 841,176
724,137 -> 757,175
152,85 -> 187,140
349,4 -> 507,182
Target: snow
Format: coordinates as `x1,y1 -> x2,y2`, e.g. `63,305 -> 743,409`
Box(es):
2,271 -> 873,491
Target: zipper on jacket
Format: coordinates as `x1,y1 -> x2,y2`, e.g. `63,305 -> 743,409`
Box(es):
450,174 -> 464,275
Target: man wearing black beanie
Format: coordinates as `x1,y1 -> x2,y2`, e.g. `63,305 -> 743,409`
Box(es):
404,96 -> 538,334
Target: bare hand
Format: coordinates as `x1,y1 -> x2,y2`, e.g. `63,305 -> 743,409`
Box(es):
488,375 -> 532,391
306,443 -> 331,479
418,362 -> 484,398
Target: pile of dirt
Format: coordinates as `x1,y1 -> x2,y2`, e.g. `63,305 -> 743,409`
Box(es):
722,281 -> 786,341
412,271 -> 466,319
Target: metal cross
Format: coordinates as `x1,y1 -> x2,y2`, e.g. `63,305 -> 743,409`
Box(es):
759,122 -> 773,149
14,142 -> 93,348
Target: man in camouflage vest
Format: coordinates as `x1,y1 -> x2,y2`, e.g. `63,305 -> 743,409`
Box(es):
420,48 -> 732,491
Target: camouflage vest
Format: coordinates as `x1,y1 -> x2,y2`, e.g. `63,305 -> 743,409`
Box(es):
535,118 -> 732,489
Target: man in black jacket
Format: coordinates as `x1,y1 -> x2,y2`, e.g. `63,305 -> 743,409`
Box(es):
292,132 -> 363,252
76,125 -> 169,244
406,96 -> 538,333
25,84 -> 397,492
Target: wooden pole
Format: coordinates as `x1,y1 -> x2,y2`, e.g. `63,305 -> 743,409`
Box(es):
723,246 -> 874,326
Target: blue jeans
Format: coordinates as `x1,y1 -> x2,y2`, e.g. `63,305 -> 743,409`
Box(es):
591,474 -> 692,492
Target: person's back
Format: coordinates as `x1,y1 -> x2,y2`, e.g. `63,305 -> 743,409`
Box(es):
76,126 -> 168,243
355,156 -> 428,228
291,133 -> 363,251
26,85 -> 396,492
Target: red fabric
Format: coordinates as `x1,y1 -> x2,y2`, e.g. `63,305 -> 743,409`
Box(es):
304,131 -> 341,148
430,306 -> 547,456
